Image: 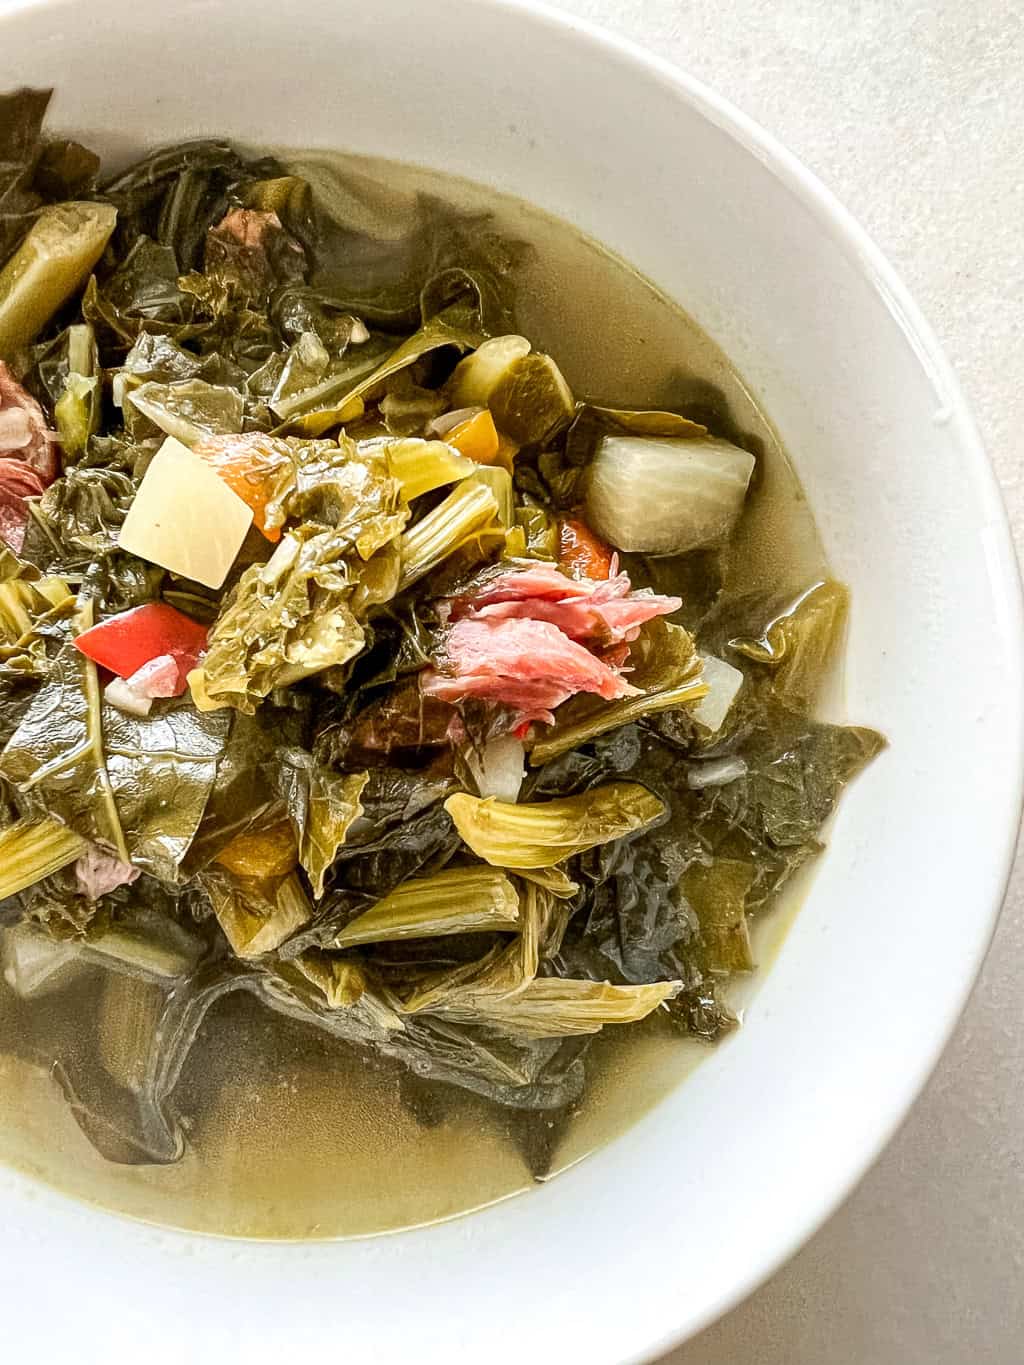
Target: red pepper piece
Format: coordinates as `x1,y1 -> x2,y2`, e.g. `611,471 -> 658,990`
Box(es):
74,602 -> 208,695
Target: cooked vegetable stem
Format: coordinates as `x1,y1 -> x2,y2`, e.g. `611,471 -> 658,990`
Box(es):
0,817 -> 87,898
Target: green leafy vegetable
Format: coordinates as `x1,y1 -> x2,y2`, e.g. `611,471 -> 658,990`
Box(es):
0,817 -> 86,899
488,352 -> 574,446
681,858 -> 754,974
0,88 -> 53,262
449,976 -> 679,1039
375,436 -> 475,501
123,378 -> 245,447
0,108 -> 884,1176
199,865 -> 311,958
724,579 -> 849,713
334,866 -> 521,946
0,202 -> 117,357
0,620 -> 229,878
273,748 -> 368,898
53,322 -> 100,458
277,314 -> 480,437
447,333 -> 531,408
398,476 -> 503,589
189,440 -> 407,713
528,620 -> 707,764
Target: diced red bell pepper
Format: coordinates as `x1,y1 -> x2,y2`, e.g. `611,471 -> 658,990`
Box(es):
74,602 -> 208,695
557,517 -> 614,581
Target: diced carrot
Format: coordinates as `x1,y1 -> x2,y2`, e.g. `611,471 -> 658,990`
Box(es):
214,818 -> 298,879
557,517 -> 614,581
447,408 -> 501,464
193,433 -> 296,542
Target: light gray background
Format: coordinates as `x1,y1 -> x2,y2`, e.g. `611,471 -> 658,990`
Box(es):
549,2 -> 1023,1362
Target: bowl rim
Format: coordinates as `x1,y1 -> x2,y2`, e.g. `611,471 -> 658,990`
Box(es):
0,0 -> 1022,1357
493,1 -> 1023,1354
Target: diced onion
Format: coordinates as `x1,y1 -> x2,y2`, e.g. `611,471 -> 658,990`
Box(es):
466,735 -> 526,803
585,434 -> 755,555
690,653 -> 744,735
687,756 -> 748,789
104,676 -> 153,717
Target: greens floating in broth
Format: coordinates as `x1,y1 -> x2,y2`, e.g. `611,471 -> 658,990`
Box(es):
0,88 -> 882,1207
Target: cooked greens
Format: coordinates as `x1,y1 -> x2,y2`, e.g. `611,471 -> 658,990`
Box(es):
0,90 -> 882,1193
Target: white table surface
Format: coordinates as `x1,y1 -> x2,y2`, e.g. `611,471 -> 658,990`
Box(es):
550,2 -> 1023,1361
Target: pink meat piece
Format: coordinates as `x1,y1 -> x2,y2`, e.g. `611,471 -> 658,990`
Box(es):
205,208 -> 306,296
458,563 -> 632,608
126,653 -> 186,699
0,361 -> 60,484
422,617 -> 638,724
75,845 -> 141,901
469,591 -> 678,646
454,564 -> 680,647
0,457 -> 47,552
212,207 -> 283,249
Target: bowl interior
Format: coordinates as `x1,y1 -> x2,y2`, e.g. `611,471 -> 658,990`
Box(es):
1,1 -> 1020,1360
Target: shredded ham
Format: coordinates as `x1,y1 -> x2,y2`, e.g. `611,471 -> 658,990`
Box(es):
451,563 -> 680,645
0,457 -> 47,552
422,562 -> 680,726
75,846 -> 140,901
422,616 -> 639,725
0,361 -> 60,482
0,363 -> 61,551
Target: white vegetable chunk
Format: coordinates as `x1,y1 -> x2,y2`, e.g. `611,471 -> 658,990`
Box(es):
690,653 -> 744,735
585,434 -> 755,555
103,676 -> 153,717
466,735 -> 526,803
117,435 -> 253,589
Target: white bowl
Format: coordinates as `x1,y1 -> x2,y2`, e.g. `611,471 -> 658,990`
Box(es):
1,1 -> 1021,1360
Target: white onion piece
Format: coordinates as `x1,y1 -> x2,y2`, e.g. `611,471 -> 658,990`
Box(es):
349,318 -> 370,344
104,676 -> 153,717
428,405 -> 483,438
585,434 -> 755,555
687,756 -> 748,790
690,653 -> 744,735
467,734 -> 526,803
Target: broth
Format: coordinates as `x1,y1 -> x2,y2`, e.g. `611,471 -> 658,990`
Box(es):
0,152 -> 827,1237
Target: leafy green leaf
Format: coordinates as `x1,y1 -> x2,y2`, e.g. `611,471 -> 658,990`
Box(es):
681,858 -> 754,973
272,746 -> 368,898
198,865 -> 311,957
528,619 -> 707,764
123,378 -> 245,446
0,629 -> 229,879
722,579 -> 849,713
190,440 -> 407,713
277,313 -> 480,437
0,87 -> 52,262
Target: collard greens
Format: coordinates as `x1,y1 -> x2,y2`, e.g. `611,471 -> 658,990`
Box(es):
0,93 -> 883,1178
